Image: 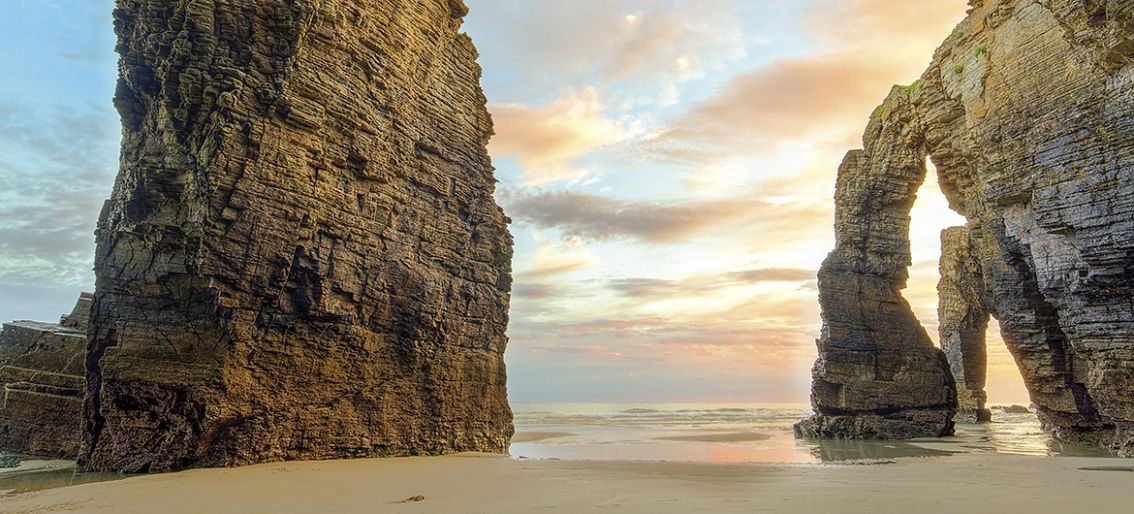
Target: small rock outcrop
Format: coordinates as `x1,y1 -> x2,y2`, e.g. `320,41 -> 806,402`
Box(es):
0,294 -> 91,458
800,0 -> 1134,455
82,0 -> 512,472
938,226 -> 992,423
999,405 -> 1033,414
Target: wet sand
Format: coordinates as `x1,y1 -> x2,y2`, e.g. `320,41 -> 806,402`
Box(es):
653,432 -> 772,443
511,431 -> 577,443
1,452 -> 1130,513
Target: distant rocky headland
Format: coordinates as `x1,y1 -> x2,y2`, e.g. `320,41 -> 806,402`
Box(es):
797,0 -> 1134,456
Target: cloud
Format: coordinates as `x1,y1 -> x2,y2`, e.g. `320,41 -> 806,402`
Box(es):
0,102 -> 117,288
598,4 -> 747,86
515,236 -> 598,280
605,267 -> 815,298
512,283 -> 556,301
505,310 -> 821,402
511,315 -> 814,356
542,345 -> 623,358
605,278 -> 685,297
488,88 -> 642,185
647,54 -> 898,161
725,268 -> 816,283
503,190 -> 762,243
806,0 -> 966,52
643,0 -> 967,164
466,0 -> 749,102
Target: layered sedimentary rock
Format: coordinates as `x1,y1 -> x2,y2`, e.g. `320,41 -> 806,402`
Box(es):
793,90 -> 957,440
82,0 -> 513,472
938,227 -> 992,423
800,0 -> 1134,455
0,294 -> 91,457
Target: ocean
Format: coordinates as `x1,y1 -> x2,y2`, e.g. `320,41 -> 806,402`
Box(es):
0,403 -> 1114,497
508,402 -> 1115,464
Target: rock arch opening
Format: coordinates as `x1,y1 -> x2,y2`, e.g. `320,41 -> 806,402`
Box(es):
798,0 -> 1134,456
984,319 -> 1032,411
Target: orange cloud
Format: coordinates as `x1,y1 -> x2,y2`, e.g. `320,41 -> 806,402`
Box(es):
489,88 -> 641,185
516,236 -> 598,279
645,0 -> 967,163
806,0 -> 967,51
651,54 -> 896,160
604,268 -> 815,299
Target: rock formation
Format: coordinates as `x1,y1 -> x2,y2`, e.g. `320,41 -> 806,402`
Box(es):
0,294 -> 91,458
800,0 -> 1134,456
793,89 -> 957,440
938,227 -> 992,423
82,0 -> 513,472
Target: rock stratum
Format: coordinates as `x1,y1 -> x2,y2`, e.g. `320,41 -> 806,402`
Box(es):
0,294 -> 90,458
938,226 -> 992,424
81,0 -> 513,472
798,0 -> 1134,455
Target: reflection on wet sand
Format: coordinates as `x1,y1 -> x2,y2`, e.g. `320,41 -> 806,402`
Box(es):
1,406 -> 1119,497
798,439 -> 954,462
507,403 -> 1119,465
654,432 -> 772,443
511,431 -> 577,443
0,458 -> 128,497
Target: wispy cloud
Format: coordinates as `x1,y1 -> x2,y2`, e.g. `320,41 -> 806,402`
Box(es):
605,268 -> 815,298
503,190 -> 763,243
645,54 -> 897,161
515,235 -> 599,279
468,0 -> 750,102
489,88 -> 642,185
806,0 -> 966,51
0,102 -> 117,287
512,282 -> 557,301
642,0 -> 966,164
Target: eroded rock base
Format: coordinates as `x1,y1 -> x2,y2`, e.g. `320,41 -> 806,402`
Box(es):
794,410 -> 956,440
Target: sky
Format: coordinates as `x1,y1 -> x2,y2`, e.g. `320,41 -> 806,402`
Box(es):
0,0 -> 1030,404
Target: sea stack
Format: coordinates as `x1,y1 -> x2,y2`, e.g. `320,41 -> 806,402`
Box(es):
798,0 -> 1134,455
81,0 -> 513,472
938,226 -> 992,424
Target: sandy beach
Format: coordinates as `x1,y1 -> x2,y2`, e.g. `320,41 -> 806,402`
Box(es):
2,451 -> 1131,514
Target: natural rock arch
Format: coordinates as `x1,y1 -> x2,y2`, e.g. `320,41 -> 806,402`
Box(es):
794,91 -> 958,439
798,0 -> 1134,456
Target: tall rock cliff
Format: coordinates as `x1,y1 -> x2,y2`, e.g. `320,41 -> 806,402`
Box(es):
800,0 -> 1134,454
82,0 -> 513,472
